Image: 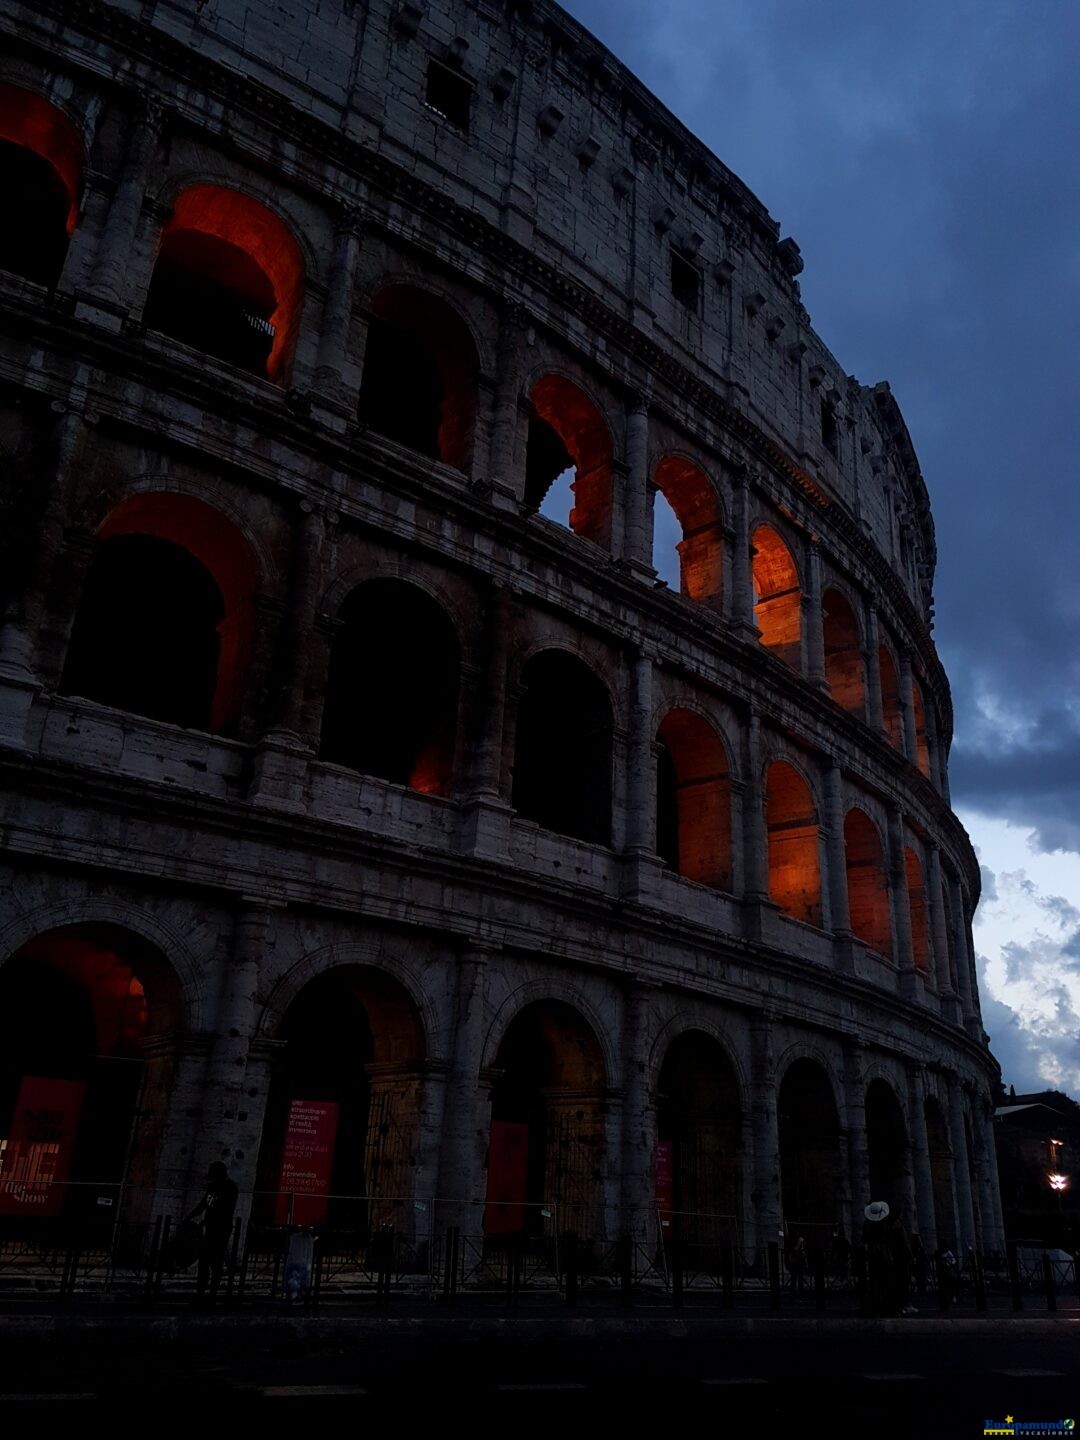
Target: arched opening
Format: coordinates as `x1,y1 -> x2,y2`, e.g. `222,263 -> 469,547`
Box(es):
865,1078 -> 909,1217
751,526 -> 801,669
656,1031 -> 741,1251
144,184 -> 304,381
320,579 -> 460,795
61,493 -> 258,734
765,760 -> 821,926
0,84 -> 83,287
256,966 -> 425,1233
0,924 -> 183,1230
486,999 -> 606,1243
844,809 -> 892,956
925,1097 -> 956,1251
652,488 -> 681,588
655,709 -> 731,890
879,645 -> 903,751
511,651 -> 613,846
525,376 -> 614,549
652,456 -> 723,603
357,285 -> 479,468
905,847 -> 931,974
911,677 -> 931,778
778,1058 -> 844,1245
822,588 -> 864,715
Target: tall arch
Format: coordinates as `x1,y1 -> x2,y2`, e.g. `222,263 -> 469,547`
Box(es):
655,708 -> 731,890
486,999 -> 607,1242
652,456 -> 723,602
61,493 -> 258,734
511,650 -> 613,846
656,1031 -> 741,1248
752,526 -> 801,669
822,588 -> 864,715
0,83 -> 83,287
525,375 -> 614,549
320,578 -> 460,795
255,965 -> 426,1230
778,1058 -> 844,1242
765,760 -> 821,926
865,1078 -> 909,1216
0,923 -> 184,1225
144,184 -> 304,380
925,1096 -> 956,1250
844,809 -> 892,956
911,677 -> 932,778
905,847 -> 931,974
357,284 -> 479,468
879,644 -> 903,751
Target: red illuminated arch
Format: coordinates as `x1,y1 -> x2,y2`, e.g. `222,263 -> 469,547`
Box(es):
905,846 -> 931,973
911,676 -> 932,778
0,83 -> 84,287
765,760 -> 821,926
879,643 -> 903,750
844,808 -> 891,956
146,184 -> 304,381
822,587 -> 864,715
526,375 -> 615,549
652,456 -> 723,602
655,707 -> 732,890
752,525 -> 801,669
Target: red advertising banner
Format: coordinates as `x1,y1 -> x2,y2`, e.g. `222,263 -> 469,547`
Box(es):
484,1120 -> 529,1234
654,1140 -> 674,1220
0,1077 -> 85,1217
274,1098 -> 340,1226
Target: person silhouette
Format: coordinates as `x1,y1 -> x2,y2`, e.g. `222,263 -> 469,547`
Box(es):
187,1160 -> 239,1302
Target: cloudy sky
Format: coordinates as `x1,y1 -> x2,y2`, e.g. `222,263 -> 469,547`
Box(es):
558,0 -> 1080,1095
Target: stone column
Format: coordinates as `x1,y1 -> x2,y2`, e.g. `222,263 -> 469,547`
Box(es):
960,893 -> 984,1033
749,1013 -> 782,1258
864,604 -> 884,733
248,503 -> 328,808
899,653 -> 918,764
488,303 -> 529,502
144,1033 -> 215,1218
947,1075 -> 978,1254
922,691 -> 943,792
0,409 -> 86,747
620,982 -> 655,1240
843,1040 -> 871,1234
805,540 -> 826,688
459,584 -> 514,858
927,845 -> 961,1023
824,762 -> 853,969
622,650 -> 662,901
741,710 -> 769,938
313,210 -> 363,412
436,946 -> 490,1228
949,883 -> 976,1023
907,1067 -> 938,1252
81,98 -> 164,323
970,1093 -> 1004,1254
887,805 -> 917,997
622,398 -> 654,576
731,467 -> 757,636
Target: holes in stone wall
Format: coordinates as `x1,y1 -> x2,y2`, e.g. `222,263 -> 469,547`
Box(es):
425,61 -> 471,131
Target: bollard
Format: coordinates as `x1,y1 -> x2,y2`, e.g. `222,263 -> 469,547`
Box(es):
1042,1251 -> 1057,1313
768,1241 -> 781,1310
1007,1241 -> 1023,1312
563,1231 -> 578,1308
814,1252 -> 826,1312
721,1242 -> 734,1311
618,1235 -> 634,1308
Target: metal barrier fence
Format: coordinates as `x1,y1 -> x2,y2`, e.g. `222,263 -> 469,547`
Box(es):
0,1184 -> 1075,1314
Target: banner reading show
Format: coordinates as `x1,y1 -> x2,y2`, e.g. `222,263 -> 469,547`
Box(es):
0,1076 -> 85,1217
274,1098 -> 340,1225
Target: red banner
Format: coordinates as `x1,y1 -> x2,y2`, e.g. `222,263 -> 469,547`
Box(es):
0,1077 -> 85,1216
484,1121 -> 529,1234
274,1098 -> 340,1225
654,1140 -> 674,1220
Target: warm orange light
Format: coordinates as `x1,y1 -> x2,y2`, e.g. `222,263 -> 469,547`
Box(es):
1048,1173 -> 1069,1193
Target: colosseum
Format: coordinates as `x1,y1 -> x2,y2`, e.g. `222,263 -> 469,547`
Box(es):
0,0 -> 1003,1283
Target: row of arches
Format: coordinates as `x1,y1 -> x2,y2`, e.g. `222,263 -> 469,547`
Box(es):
0,921 -> 992,1251
2,81 -> 939,765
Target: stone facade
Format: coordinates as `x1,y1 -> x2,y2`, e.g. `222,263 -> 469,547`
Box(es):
0,0 -> 1002,1261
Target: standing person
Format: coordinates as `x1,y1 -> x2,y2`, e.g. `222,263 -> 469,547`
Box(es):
786,1233 -> 808,1297
187,1160 -> 239,1303
862,1201 -> 893,1315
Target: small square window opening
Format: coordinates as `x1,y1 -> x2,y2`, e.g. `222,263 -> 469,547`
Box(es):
426,62 -> 471,131
671,250 -> 700,313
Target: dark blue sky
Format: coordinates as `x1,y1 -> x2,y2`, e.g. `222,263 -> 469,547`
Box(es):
561,0 -> 1080,1094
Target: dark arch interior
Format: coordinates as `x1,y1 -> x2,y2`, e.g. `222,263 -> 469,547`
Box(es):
925,1097 -> 956,1250
866,1078 -> 908,1217
657,1032 -> 741,1247
511,651 -> 613,846
488,1000 -> 606,1239
0,139 -> 71,287
62,534 -> 225,731
778,1058 -> 844,1242
844,809 -> 892,956
145,228 -> 277,377
320,580 -> 460,794
524,414 -> 573,511
655,710 -> 731,890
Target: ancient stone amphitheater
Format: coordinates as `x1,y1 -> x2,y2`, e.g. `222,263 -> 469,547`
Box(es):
0,0 -> 1003,1279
